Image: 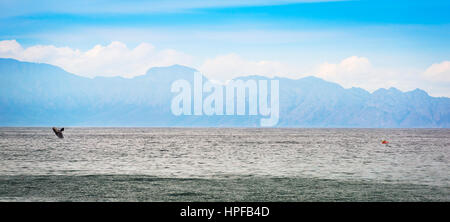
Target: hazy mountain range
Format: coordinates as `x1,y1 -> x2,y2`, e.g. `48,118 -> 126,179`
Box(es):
1,58 -> 449,127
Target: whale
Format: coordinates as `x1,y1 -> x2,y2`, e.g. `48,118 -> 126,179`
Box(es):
52,127 -> 64,138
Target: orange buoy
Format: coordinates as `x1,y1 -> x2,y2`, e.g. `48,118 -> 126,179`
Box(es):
381,140 -> 389,144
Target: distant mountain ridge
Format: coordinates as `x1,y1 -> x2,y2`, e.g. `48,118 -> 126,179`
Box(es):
1,58 -> 449,127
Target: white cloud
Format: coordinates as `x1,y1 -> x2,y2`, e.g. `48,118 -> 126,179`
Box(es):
316,56 -> 371,85
1,40 -> 449,97
312,56 -> 450,97
0,40 -> 23,57
0,40 -> 192,78
199,53 -> 299,82
0,40 -> 304,81
314,56 -> 405,91
424,61 -> 450,83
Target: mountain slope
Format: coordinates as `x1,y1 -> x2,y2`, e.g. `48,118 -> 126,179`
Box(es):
0,58 -> 449,127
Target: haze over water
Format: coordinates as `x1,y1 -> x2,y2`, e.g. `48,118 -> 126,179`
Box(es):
0,128 -> 449,201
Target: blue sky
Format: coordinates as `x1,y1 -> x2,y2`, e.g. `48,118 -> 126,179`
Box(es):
0,0 -> 449,96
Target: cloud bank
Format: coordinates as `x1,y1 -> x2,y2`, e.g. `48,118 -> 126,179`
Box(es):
0,40 -> 449,96
0,40 -> 192,78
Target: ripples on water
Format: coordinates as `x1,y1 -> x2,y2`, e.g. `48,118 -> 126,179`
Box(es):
0,128 -> 448,187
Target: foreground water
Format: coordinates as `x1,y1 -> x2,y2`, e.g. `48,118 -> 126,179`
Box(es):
0,128 -> 449,201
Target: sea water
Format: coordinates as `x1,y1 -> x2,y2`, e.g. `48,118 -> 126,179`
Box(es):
0,128 -> 448,201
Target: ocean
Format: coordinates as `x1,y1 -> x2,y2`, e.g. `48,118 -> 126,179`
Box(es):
0,127 -> 448,201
